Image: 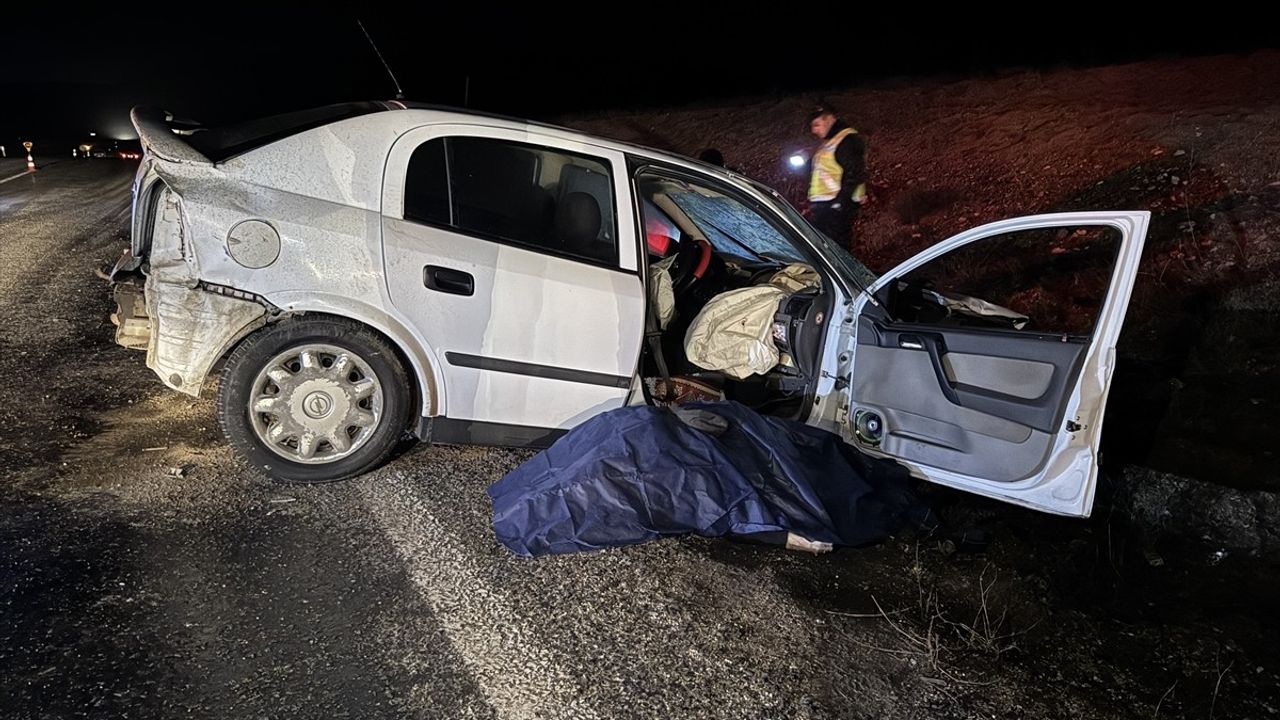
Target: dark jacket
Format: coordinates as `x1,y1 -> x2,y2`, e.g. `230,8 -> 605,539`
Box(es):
827,120 -> 868,203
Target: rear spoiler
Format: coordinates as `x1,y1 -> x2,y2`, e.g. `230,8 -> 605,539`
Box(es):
130,106 -> 212,166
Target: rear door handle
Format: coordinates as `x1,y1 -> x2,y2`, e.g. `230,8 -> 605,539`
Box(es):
424,265 -> 474,296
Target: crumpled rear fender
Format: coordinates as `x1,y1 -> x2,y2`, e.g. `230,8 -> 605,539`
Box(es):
142,186 -> 268,397
145,279 -> 267,397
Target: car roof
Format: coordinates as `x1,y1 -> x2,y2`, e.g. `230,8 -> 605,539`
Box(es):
386,100 -> 735,176
141,100 -> 764,220
190,99 -> 734,178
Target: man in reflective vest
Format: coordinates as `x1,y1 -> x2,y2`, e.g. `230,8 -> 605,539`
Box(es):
806,104 -> 867,250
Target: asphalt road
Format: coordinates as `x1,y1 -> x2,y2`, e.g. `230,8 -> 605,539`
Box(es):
1,160 -> 1276,720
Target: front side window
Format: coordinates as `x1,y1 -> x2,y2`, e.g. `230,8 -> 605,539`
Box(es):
887,225 -> 1122,335
750,179 -> 878,290
404,136 -> 618,265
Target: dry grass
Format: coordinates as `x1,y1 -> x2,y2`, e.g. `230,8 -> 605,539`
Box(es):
843,547 -> 1039,695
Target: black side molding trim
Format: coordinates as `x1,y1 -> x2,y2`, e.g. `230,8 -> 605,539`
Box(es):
423,417 -> 566,449
445,352 -> 631,389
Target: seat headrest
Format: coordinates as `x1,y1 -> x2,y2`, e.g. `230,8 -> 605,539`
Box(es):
554,192 -> 602,254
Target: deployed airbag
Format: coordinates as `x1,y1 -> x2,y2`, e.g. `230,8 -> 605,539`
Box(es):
683,286 -> 787,378
487,401 -> 921,557
768,263 -> 821,293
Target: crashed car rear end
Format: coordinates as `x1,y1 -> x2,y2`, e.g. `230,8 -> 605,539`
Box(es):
113,103 -> 409,395
112,158 -> 271,394
110,104 -> 433,482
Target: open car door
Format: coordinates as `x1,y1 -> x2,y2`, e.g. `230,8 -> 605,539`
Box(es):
845,211 -> 1149,516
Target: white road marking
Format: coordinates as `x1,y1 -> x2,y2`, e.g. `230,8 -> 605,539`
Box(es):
0,169 -> 34,185
359,476 -> 602,720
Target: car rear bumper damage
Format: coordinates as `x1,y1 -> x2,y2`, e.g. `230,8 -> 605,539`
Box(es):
111,272 -> 269,397
109,185 -> 270,397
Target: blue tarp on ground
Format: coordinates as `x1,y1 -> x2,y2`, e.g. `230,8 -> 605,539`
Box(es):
488,401 -> 922,557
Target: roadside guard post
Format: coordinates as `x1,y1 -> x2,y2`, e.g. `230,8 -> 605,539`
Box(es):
23,141 -> 34,170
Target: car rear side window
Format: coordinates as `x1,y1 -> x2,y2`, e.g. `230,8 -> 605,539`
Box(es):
403,136 -> 618,265
405,139 -> 451,225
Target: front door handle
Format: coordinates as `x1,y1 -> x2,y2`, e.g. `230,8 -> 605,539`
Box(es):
918,334 -> 962,406
424,265 -> 474,296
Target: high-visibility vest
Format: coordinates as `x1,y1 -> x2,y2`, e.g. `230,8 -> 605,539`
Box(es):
808,127 -> 866,203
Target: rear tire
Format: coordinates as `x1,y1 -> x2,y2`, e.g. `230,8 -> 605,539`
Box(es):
217,317 -> 413,483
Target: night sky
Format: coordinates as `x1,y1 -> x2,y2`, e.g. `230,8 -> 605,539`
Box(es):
1,7 -> 1272,150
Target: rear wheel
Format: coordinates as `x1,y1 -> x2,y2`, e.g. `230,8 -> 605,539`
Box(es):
217,317 -> 412,482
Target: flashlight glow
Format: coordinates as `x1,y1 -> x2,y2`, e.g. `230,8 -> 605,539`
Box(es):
788,154 -> 805,168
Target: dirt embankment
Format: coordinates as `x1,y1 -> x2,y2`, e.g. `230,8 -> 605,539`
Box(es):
567,51 -> 1280,498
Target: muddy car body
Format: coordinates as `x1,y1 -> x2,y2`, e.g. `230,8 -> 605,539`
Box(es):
112,101 -> 1148,516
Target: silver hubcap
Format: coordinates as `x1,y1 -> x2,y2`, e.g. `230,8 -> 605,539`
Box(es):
248,343 -> 384,464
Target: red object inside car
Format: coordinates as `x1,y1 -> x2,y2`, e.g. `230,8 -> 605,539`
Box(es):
691,238 -> 712,278
645,218 -> 674,256
645,214 -> 711,282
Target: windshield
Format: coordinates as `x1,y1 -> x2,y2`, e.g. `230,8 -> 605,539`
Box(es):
663,185 -> 808,264
747,178 -> 879,290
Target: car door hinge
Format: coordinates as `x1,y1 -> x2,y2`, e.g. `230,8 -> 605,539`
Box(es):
1066,420 -> 1086,432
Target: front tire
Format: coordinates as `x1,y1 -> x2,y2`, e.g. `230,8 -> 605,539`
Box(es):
217,317 -> 412,483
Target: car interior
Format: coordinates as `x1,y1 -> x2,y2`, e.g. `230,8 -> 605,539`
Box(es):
634,171 -> 831,419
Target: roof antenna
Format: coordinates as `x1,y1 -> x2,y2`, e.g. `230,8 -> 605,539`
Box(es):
357,19 -> 404,100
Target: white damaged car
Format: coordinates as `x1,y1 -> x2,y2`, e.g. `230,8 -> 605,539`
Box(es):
111,101 -> 1147,516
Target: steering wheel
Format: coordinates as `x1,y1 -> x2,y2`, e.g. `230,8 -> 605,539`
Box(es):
668,236 -> 713,294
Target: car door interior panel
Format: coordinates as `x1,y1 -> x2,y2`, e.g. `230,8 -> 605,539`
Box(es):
852,312 -> 1089,482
